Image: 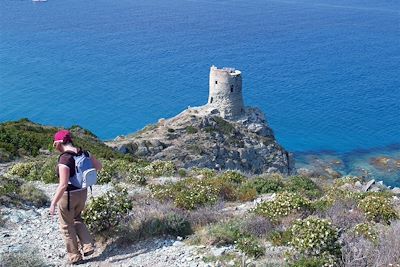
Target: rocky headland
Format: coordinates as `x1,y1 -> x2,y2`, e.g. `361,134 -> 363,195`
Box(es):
107,106 -> 294,175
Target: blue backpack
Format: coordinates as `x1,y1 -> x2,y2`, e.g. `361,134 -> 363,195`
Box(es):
61,150 -> 98,189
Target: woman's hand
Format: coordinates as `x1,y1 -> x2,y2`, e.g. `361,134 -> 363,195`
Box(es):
49,202 -> 56,216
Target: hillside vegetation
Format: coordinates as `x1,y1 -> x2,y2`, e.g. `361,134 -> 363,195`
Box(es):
0,119 -> 138,162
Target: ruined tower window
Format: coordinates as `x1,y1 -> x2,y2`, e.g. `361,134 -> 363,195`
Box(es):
210,97 -> 213,103
230,85 -> 234,92
215,81 -> 218,84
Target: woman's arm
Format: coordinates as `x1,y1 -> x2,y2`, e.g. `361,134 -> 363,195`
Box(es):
49,165 -> 69,216
91,155 -> 102,171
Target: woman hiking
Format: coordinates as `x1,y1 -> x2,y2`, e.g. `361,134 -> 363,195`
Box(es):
50,130 -> 102,265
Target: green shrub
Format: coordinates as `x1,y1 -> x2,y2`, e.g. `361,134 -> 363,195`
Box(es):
6,157 -> 60,184
358,195 -> 398,224
178,168 -> 187,177
333,176 -> 362,187
151,178 -> 220,210
185,126 -> 198,134
310,197 -> 333,212
97,159 -> 116,184
253,192 -> 310,220
213,116 -> 235,134
251,174 -> 285,194
174,180 -> 219,210
97,159 -> 147,185
143,160 -> 176,177
190,167 -> 217,179
207,219 -> 265,258
0,119 -> 130,162
208,219 -> 242,246
353,223 -> 378,242
128,212 -> 192,240
0,176 -> 49,207
285,176 -> 322,199
235,236 -> 265,258
163,213 -> 192,237
19,183 -> 48,207
269,230 -> 292,246
219,170 -> 245,184
6,162 -> 36,178
236,182 -> 257,202
83,186 -> 132,234
289,217 -> 340,258
39,156 -> 58,183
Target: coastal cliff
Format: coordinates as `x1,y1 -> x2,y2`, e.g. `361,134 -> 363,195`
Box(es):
107,106 -> 294,175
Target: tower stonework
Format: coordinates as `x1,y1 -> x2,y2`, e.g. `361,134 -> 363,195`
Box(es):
208,65 -> 245,119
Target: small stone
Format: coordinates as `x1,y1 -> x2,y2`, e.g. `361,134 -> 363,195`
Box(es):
173,241 -> 184,247
177,236 -> 183,241
363,179 -> 375,192
211,247 -> 226,257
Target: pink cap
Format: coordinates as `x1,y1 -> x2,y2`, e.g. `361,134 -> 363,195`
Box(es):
54,130 -> 72,143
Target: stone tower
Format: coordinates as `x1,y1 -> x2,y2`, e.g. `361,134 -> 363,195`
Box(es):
208,65 -> 245,119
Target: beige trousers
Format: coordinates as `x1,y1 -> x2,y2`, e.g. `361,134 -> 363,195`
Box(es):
58,188 -> 94,262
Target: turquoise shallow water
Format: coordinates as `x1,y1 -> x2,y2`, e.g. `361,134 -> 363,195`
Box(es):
0,0 -> 399,155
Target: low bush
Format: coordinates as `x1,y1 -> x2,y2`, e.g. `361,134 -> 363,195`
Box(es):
151,178 -> 220,210
177,168 -> 187,177
235,236 -> 265,258
97,159 -> 148,185
143,160 -> 176,177
19,183 -> 48,207
219,170 -> 245,184
185,126 -> 198,134
186,203 -> 225,229
6,162 -> 36,178
285,176 -> 322,199
289,217 -> 340,260
128,212 -> 192,241
207,218 -> 265,258
120,200 -> 192,242
333,176 -> 362,187
0,119 -> 131,162
189,167 -> 217,179
352,223 -> 378,242
250,174 -> 285,194
6,157 -> 58,184
269,230 -> 292,246
358,195 -> 398,224
236,183 -> 257,202
0,176 -> 48,207
208,219 -> 242,246
82,185 -> 132,234
253,192 -> 310,220
318,198 -> 366,230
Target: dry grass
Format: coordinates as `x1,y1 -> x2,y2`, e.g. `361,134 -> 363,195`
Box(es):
341,220 -> 400,266
320,199 -> 366,231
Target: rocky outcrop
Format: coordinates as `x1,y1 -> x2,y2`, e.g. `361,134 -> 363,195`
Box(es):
107,106 -> 294,175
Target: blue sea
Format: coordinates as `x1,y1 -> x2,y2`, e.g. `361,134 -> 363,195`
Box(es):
0,0 -> 399,155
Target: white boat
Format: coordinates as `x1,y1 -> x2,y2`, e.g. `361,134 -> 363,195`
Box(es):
32,0 -> 47,2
